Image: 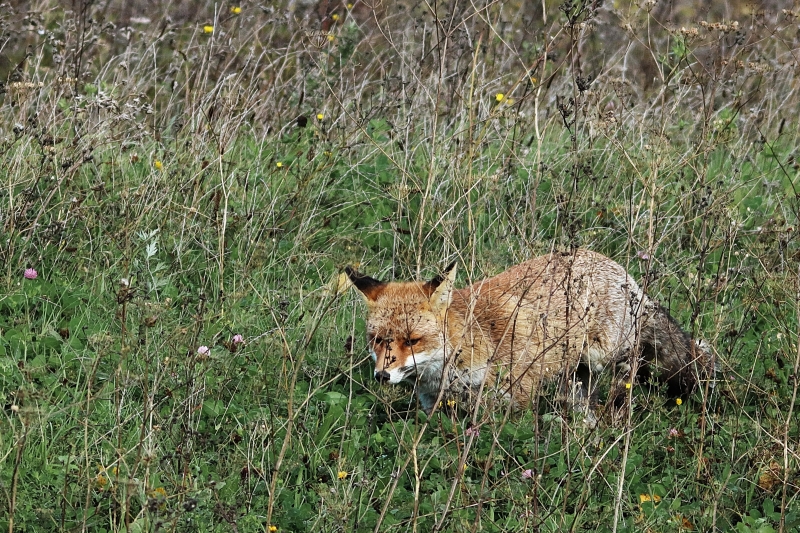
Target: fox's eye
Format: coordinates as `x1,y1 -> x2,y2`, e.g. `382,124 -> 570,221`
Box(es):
405,338 -> 421,347
373,337 -> 383,345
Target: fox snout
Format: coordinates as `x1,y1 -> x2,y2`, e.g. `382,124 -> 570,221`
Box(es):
371,337 -> 438,385
371,342 -> 406,384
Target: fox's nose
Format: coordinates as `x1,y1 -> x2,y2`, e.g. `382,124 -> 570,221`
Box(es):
375,370 -> 390,383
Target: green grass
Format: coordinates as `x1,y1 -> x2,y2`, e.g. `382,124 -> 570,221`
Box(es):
1,1 -> 799,531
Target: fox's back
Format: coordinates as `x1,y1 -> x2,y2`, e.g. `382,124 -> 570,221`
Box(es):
455,249 -> 633,312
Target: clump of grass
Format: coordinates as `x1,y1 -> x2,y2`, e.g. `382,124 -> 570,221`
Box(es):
1,1 -> 798,531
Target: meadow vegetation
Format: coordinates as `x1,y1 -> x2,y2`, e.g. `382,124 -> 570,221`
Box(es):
1,0 -> 799,531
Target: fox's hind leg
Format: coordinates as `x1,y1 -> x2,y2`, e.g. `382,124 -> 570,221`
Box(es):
604,358 -> 641,425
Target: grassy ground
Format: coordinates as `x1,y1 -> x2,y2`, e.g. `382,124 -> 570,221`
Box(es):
1,0 -> 799,531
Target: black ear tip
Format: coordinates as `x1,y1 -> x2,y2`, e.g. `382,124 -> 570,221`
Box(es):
345,265 -> 369,282
345,266 -> 386,296
426,261 -> 458,291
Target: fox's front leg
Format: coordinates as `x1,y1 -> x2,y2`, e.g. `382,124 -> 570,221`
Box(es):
416,390 -> 438,414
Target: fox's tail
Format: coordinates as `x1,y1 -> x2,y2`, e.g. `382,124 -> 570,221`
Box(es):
638,301 -> 717,396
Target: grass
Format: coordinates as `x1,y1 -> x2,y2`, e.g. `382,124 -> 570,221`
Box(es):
1,0 -> 799,531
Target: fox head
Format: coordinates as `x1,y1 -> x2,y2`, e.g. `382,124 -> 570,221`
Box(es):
345,263 -> 457,385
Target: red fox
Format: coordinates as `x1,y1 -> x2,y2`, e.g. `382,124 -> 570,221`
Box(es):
346,249 -> 714,419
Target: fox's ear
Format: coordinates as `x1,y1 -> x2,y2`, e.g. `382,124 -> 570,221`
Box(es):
426,261 -> 457,311
345,266 -> 386,302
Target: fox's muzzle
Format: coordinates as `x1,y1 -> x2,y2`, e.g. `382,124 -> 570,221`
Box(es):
375,370 -> 391,383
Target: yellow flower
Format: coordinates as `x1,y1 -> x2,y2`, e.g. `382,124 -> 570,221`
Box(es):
95,473 -> 108,488
639,493 -> 661,503
625,382 -> 631,389
347,3 -> 353,8
676,398 -> 683,406
447,399 -> 456,407
495,93 -> 505,102
317,113 -> 324,120
337,471 -> 348,480
327,34 -> 335,42
154,160 -> 163,170
269,526 -> 278,532
332,13 -> 340,21
276,162 -> 283,168
230,6 -> 242,14
323,151 -> 332,157
203,25 -> 214,33
149,486 -> 167,498
530,77 -> 537,84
